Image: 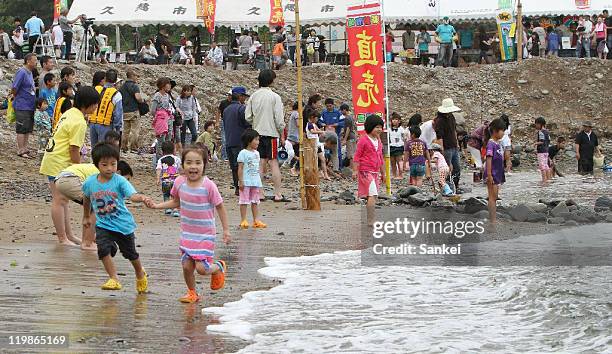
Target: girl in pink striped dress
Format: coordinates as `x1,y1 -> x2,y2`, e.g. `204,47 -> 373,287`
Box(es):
146,147 -> 231,303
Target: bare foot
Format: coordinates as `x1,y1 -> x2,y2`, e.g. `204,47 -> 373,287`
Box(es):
67,237 -> 82,245
81,243 -> 98,251
58,239 -> 78,246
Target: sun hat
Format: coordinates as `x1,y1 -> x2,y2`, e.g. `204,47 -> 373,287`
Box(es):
430,143 -> 443,151
438,98 -> 461,114
232,86 -> 249,97
582,121 -> 593,127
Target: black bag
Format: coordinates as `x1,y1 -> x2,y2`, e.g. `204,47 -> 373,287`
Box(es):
169,94 -> 182,127
138,101 -> 150,116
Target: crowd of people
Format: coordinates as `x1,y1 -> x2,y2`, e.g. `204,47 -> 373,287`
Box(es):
6,35 -> 606,299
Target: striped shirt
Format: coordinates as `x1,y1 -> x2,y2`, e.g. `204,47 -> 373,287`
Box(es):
171,176 -> 223,261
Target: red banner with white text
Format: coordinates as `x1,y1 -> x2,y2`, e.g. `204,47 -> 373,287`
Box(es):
269,0 -> 285,28
53,0 -> 68,24
346,2 -> 385,135
196,0 -> 216,34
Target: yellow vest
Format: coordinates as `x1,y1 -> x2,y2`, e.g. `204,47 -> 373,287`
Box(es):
53,96 -> 68,130
89,85 -> 118,126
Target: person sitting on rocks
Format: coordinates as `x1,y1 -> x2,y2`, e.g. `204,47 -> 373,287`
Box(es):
205,42 -> 223,68
179,41 -> 195,65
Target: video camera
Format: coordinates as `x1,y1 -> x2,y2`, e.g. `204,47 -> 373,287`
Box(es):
81,15 -> 95,27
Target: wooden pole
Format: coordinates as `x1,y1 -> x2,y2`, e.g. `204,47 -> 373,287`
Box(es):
516,0 -> 523,63
295,0 -> 320,210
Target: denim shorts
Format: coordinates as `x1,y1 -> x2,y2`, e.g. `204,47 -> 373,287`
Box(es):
410,164 -> 426,177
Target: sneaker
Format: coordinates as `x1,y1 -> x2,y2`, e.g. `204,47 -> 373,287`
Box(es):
252,220 -> 267,228
172,209 -> 180,217
210,260 -> 226,290
101,278 -> 122,290
164,209 -> 172,215
239,220 -> 250,229
136,272 -> 148,294
179,289 -> 200,303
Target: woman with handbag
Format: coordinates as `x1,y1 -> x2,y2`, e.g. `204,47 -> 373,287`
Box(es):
151,77 -> 174,162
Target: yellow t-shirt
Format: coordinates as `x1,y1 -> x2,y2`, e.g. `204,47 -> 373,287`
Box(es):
196,131 -> 215,153
39,108 -> 88,177
61,163 -> 99,182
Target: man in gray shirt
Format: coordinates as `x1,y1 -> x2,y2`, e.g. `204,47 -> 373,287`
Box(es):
58,8 -> 81,61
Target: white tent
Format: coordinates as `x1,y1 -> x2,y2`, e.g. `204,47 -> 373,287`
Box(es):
69,0 -> 612,27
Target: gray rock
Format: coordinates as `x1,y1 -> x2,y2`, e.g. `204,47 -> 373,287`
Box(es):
526,202 -> 548,213
547,217 -> 565,224
563,220 -> 579,227
464,197 -> 488,214
398,186 -> 420,198
473,210 -> 490,220
524,146 -> 535,153
550,201 -> 569,217
579,210 -> 602,223
512,144 -> 522,154
539,198 -> 563,208
595,73 -> 604,79
517,79 -> 528,84
527,213 -> 547,223
586,78 -> 594,85
407,192 -> 434,207
541,89 -> 550,95
595,196 -> 612,210
431,199 -> 454,208
338,190 -> 355,203
606,214 -> 612,223
508,204 -> 533,222
341,167 -> 353,179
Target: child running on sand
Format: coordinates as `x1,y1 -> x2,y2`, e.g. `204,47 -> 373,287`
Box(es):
534,116 -> 552,183
156,141 -> 181,216
145,147 -> 230,303
56,160 -> 133,251
238,129 -> 267,229
353,114 -> 385,226
82,143 -> 149,292
485,119 -> 507,224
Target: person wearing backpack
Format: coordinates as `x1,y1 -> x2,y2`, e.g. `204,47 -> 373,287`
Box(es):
119,70 -> 145,153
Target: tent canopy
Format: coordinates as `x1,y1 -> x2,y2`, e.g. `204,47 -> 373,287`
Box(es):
68,0 -> 612,27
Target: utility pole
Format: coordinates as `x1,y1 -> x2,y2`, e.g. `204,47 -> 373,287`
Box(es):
295,0 -> 320,210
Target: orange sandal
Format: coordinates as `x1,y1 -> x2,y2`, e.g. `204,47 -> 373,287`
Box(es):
210,260 -> 226,290
179,289 -> 200,303
252,220 -> 267,228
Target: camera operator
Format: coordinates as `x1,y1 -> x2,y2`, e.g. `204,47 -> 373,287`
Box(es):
58,8 -> 82,61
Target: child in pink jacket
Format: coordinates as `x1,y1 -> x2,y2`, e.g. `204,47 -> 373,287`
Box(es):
353,114 -> 386,226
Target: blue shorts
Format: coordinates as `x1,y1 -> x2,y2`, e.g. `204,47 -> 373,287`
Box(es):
47,175 -> 56,182
410,164 -> 426,177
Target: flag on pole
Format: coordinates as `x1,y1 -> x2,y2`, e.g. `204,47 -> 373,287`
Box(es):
346,2 -> 386,135
269,0 -> 285,27
196,0 -> 216,34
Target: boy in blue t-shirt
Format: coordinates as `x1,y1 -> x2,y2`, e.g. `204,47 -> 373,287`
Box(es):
38,73 -> 57,117
318,98 -> 344,171
82,143 -> 150,293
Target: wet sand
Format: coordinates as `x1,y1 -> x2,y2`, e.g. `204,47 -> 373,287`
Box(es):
0,192 -> 567,353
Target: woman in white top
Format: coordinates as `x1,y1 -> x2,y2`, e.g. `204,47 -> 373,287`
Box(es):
500,114 -> 512,173
389,113 -> 405,180
179,41 -> 194,65
307,30 -> 319,64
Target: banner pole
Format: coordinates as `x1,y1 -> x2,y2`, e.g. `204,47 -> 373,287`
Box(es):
516,0 -> 523,63
380,0 -> 392,196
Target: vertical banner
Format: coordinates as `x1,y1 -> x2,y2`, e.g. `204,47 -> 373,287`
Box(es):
496,11 -> 515,61
197,0 -> 216,34
346,2 -> 386,135
269,0 -> 285,28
